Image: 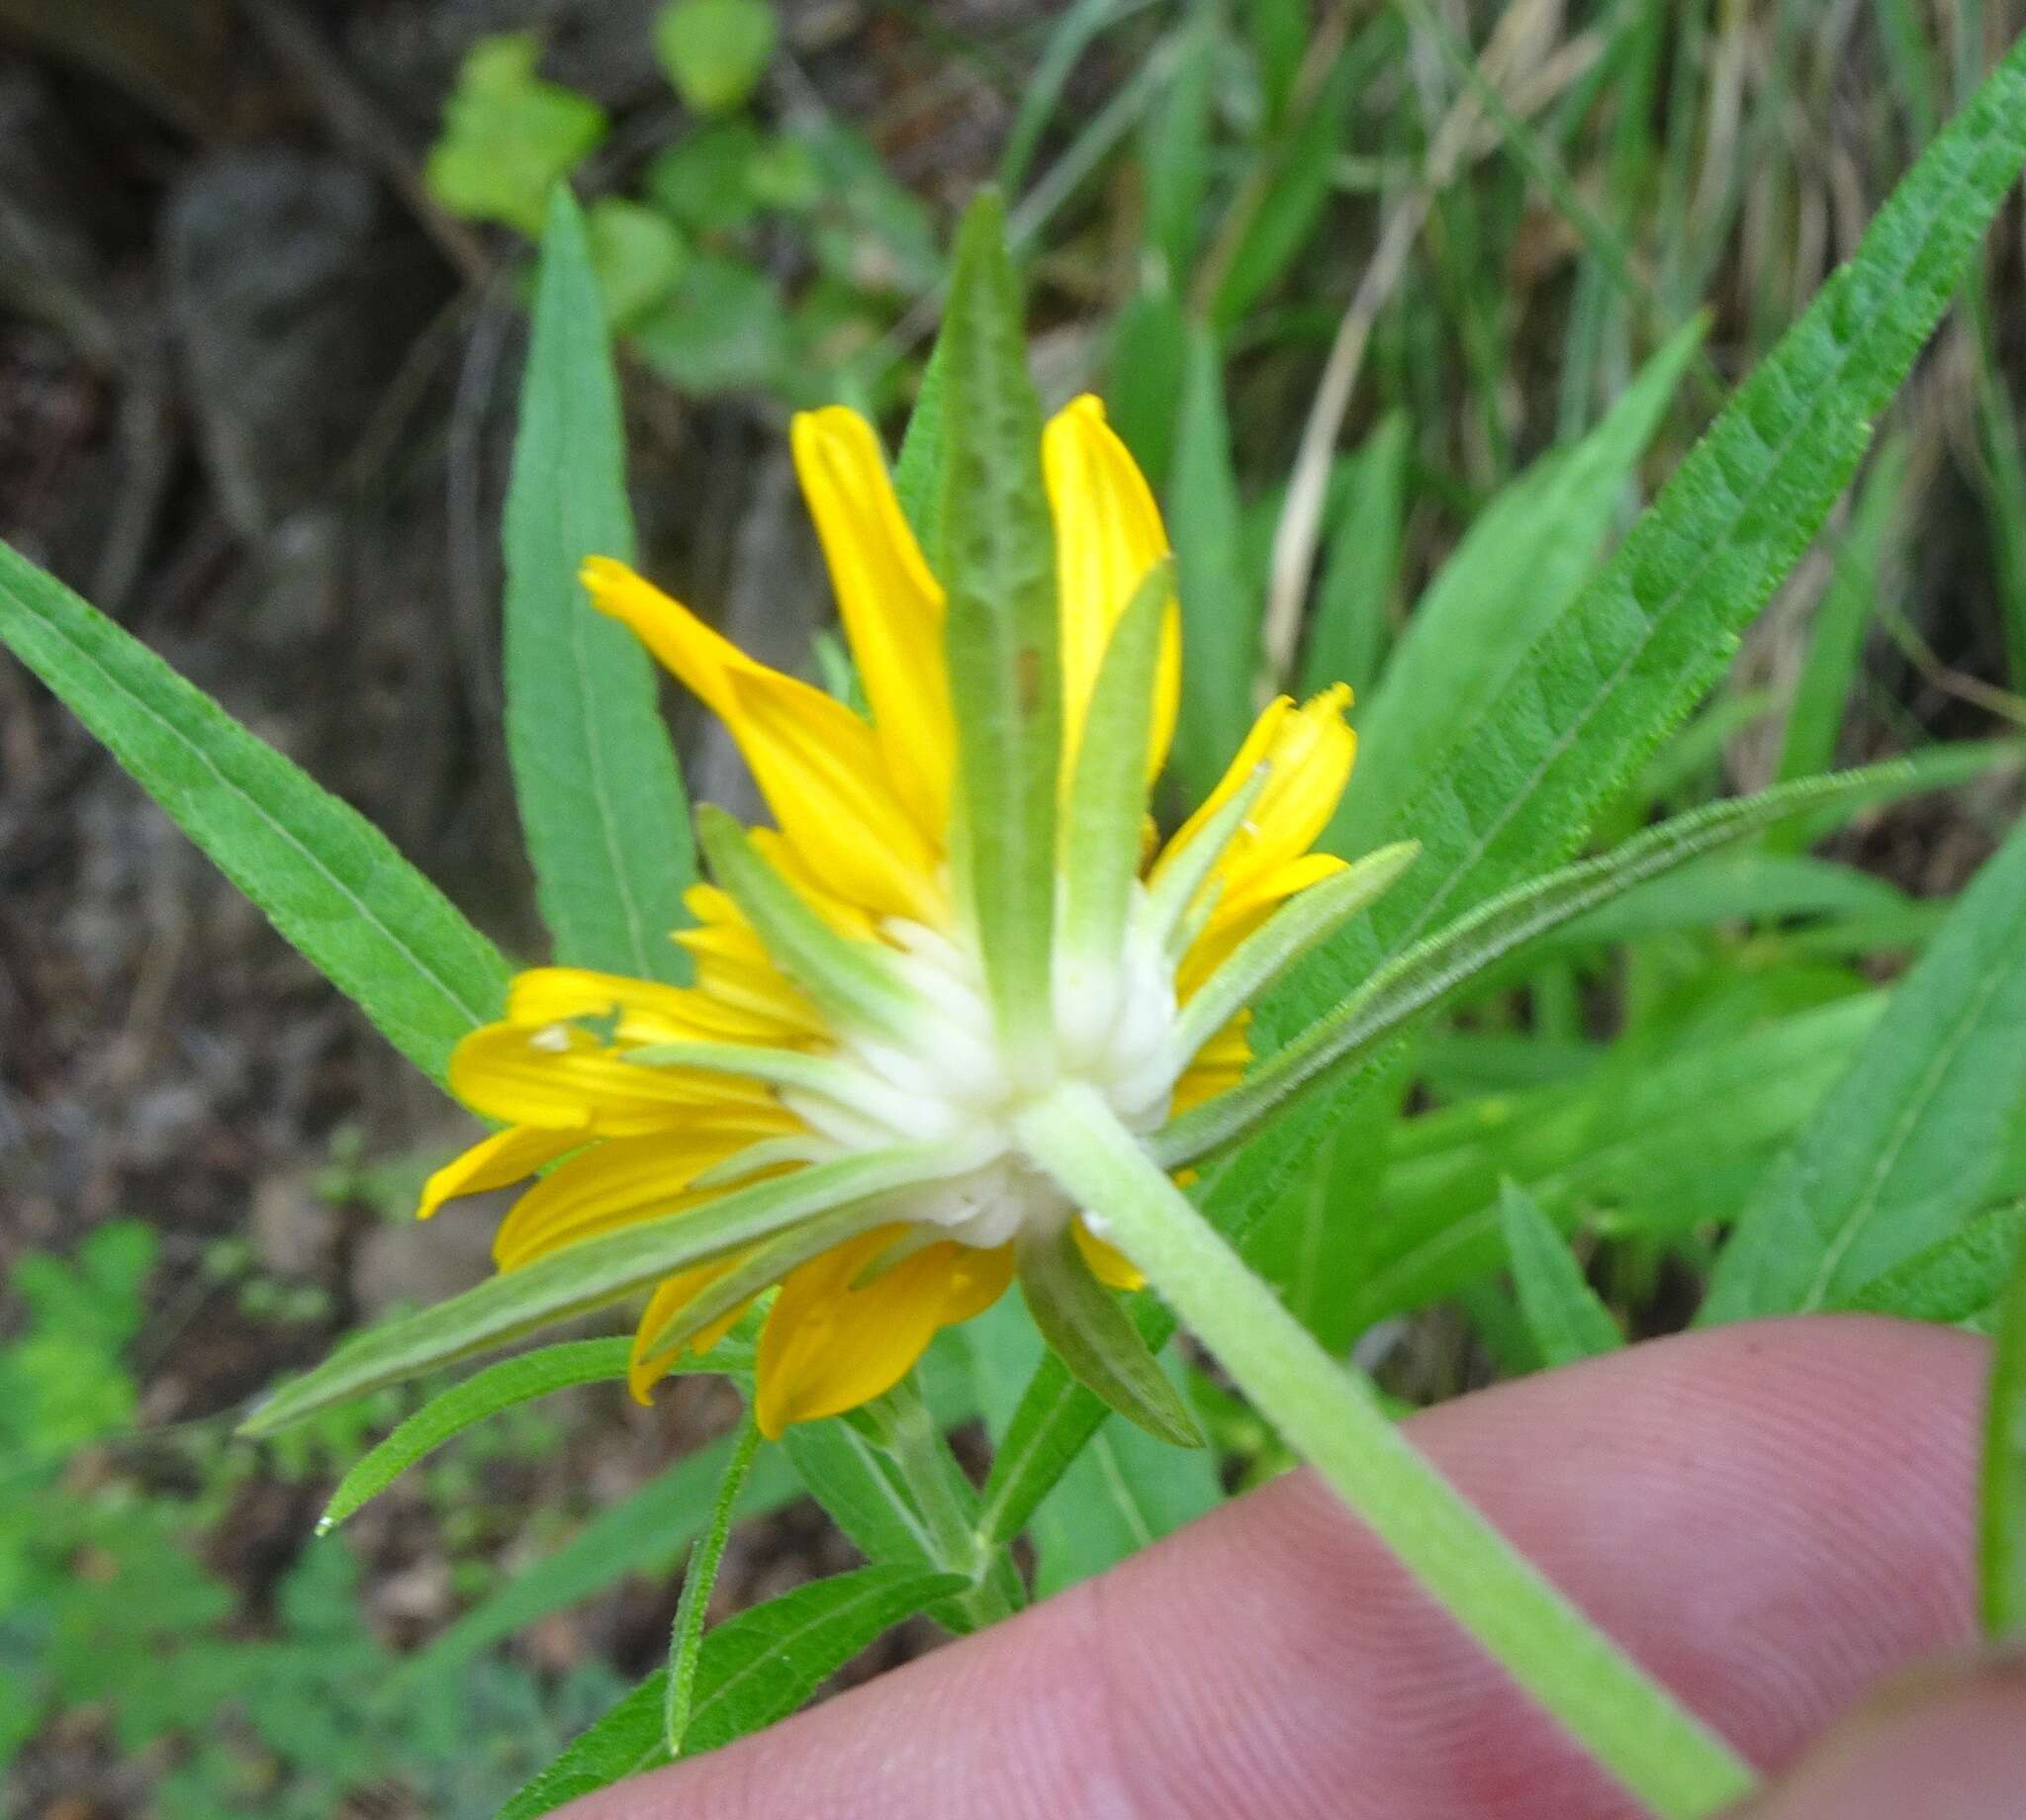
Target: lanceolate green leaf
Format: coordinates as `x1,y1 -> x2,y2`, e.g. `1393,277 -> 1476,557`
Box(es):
240,1141 -> 971,1434
0,540 -> 509,1087
1156,767 -> 1919,1169
1018,1227 -> 1203,1448
1703,810 -> 2026,1321
506,188 -> 695,982
321,1337 -> 632,1530
497,1566 -> 966,1817
937,192 -> 1061,1070
1498,1181 -> 1623,1368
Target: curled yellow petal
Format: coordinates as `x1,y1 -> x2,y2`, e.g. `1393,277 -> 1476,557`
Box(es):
1043,396 -> 1181,776
754,1228 -> 1013,1436
790,408 -> 954,832
582,556 -> 944,923
417,1125 -> 582,1221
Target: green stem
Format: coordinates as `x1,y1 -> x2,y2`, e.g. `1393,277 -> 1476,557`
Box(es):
1015,1081 -> 1756,1820
665,1409 -> 762,1755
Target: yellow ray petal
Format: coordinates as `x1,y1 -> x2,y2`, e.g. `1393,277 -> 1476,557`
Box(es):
1043,396 -> 1181,776
417,1125 -> 582,1221
449,1021 -> 783,1136
1072,1219 -> 1145,1292
1153,688 -> 1356,931
506,967 -> 765,1046
1151,697 -> 1290,886
790,408 -> 954,831
494,1129 -> 797,1271
628,1254 -> 759,1401
721,667 -> 946,923
677,886 -> 829,1039
754,1228 -> 1013,1436
582,557 -> 943,922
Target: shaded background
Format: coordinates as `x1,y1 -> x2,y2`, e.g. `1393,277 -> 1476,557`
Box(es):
3,2 -> 2025,1815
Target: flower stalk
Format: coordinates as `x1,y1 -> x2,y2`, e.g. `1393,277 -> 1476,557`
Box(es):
1014,1079 -> 1757,1820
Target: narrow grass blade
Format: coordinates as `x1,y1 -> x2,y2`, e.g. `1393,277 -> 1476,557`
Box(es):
1168,325 -> 1256,801
1284,35 -> 2026,1031
1982,1237 -> 2026,1636
506,188 -> 695,982
1300,411 -> 1409,704
1774,438 -> 1907,790
0,540 -> 509,1086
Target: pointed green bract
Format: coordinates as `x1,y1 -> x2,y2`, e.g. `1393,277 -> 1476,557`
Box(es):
1059,558 -> 1171,970
1169,841 -> 1418,1060
1017,1227 -> 1203,1448
238,1141 -> 973,1434
937,192 -> 1062,1076
1157,765 -> 1923,1169
506,187 -> 696,982
1498,1182 -> 1623,1369
1140,764 -> 1270,952
695,804 -> 919,1041
0,540 -> 509,1087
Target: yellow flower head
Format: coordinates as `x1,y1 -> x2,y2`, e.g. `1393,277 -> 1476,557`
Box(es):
423,395 -> 1355,1437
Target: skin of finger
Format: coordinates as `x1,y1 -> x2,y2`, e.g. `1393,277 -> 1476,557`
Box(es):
1732,1651 -> 2026,1820
565,1316 -> 1982,1820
